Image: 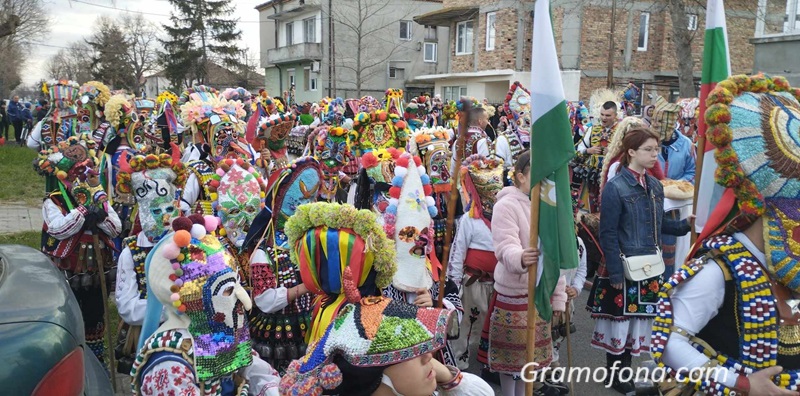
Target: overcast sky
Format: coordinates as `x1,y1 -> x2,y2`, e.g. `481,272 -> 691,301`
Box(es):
25,0 -> 264,85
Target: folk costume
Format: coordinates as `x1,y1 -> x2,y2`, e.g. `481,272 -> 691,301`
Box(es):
132,217 -> 280,396
243,157 -> 322,372
27,80 -> 80,152
279,294 -> 493,396
35,136 -> 122,364
77,81 -> 112,142
283,202 -> 397,345
676,97 -> 700,141
178,86 -> 255,216
652,74 -> 800,395
308,124 -> 352,202
448,155 -> 503,371
409,126 -> 454,262
574,89 -> 621,213
114,144 -> 187,373
496,81 -> 529,165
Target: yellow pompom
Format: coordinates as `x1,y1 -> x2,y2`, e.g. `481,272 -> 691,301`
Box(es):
172,301 -> 182,308
219,228 -> 227,236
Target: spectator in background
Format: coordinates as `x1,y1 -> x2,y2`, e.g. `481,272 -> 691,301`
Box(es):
21,103 -> 34,145
36,101 -> 49,123
7,95 -> 23,144
0,102 -> 8,142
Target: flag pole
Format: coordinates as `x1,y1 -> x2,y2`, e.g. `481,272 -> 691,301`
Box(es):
525,182 -> 542,396
690,132 -> 706,244
438,98 -> 471,307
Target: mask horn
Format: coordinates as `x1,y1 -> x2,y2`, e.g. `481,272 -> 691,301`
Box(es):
118,150 -> 133,174
170,142 -> 181,165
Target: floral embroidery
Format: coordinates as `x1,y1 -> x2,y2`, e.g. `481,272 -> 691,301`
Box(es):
615,294 -> 623,307
628,304 -> 637,313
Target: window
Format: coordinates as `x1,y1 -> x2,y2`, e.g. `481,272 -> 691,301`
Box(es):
389,67 -> 405,79
442,86 -> 467,102
425,25 -> 437,41
423,42 -> 437,62
486,12 -> 496,51
286,22 -> 294,46
310,77 -> 318,91
687,14 -> 698,31
288,69 -> 295,87
637,12 -> 650,51
456,20 -> 474,55
400,20 -> 413,40
304,17 -> 316,42
304,67 -> 310,91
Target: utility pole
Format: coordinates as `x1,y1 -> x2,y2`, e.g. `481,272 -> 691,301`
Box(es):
606,0 -> 617,88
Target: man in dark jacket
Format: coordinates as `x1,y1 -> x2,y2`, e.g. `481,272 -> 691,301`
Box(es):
7,96 -> 23,144
36,101 -> 49,122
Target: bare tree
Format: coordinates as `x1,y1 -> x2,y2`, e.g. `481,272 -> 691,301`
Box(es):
45,41 -> 94,82
666,0 -> 697,98
329,0 -> 416,97
119,14 -> 161,94
0,0 -> 50,96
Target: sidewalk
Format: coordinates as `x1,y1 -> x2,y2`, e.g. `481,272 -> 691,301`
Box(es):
0,202 -> 42,234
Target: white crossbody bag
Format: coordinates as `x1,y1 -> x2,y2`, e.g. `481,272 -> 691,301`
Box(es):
620,193 -> 665,282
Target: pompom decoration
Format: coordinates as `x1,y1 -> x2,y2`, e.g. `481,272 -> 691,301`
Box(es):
173,230 -> 192,247
162,243 -> 181,260
172,217 -> 193,232
191,224 -> 206,239
188,214 -> 205,225
203,215 -> 218,232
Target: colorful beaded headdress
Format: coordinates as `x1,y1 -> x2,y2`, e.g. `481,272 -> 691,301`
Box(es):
156,90 -> 178,109
410,127 -> 453,195
280,295 -> 452,395
34,135 -> 99,190
141,216 -> 253,380
677,97 -> 700,138
39,80 -> 80,146
259,112 -> 298,169
504,81 -> 532,143
207,158 -> 266,248
652,96 -> 681,141
356,148 -> 402,215
384,88 -> 405,118
383,152 -> 439,292
77,81 -> 112,142
599,116 -> 647,190
179,86 -> 248,160
702,73 -> 800,291
460,155 -> 504,228
285,202 -> 396,343
116,143 -> 187,243
262,157 -> 322,249
352,110 -> 409,154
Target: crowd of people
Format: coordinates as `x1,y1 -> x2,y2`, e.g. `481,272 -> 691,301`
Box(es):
14,71 -> 800,396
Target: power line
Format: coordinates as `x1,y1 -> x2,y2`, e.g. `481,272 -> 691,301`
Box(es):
67,0 -> 274,23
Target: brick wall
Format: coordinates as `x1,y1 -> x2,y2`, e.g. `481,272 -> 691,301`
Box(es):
478,8 -> 518,70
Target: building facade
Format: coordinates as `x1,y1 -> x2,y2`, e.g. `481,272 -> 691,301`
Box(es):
256,0 -> 450,103
415,0 -> 760,104
752,0 -> 800,86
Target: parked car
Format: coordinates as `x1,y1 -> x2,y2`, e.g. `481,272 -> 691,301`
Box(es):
0,245 -> 113,396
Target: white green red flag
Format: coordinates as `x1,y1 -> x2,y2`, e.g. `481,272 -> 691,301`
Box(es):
529,0 -> 579,321
694,0 -> 731,233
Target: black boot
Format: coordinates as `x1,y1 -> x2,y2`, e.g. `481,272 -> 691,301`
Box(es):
605,352 -> 634,395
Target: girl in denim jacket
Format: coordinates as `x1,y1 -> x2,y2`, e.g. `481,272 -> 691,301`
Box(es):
586,128 -> 691,394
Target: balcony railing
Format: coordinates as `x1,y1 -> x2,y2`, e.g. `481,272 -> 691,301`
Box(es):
267,43 -> 323,65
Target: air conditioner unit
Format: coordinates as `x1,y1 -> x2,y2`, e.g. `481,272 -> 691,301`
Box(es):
311,61 -> 320,72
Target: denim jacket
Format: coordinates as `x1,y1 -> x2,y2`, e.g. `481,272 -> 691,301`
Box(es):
599,168 -> 691,284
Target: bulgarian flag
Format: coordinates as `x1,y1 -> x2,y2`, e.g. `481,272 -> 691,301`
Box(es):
529,0 -> 579,321
694,0 -> 731,233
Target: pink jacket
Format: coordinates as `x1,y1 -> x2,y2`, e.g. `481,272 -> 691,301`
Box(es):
491,186 -> 567,312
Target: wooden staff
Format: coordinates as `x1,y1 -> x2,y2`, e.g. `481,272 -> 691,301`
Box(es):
565,301 -> 574,396
437,98 -> 471,307
525,182 -> 542,396
91,229 -> 116,392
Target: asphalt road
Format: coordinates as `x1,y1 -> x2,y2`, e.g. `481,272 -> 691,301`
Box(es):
464,289 -> 651,396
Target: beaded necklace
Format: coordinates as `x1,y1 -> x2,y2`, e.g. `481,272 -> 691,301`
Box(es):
652,235 -> 800,394
125,236 -> 151,299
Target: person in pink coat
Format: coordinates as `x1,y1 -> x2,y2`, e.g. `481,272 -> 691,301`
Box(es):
477,151 -> 568,396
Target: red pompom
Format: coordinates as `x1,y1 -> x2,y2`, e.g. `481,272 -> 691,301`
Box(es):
389,186 -> 401,199
172,217 -> 193,232
395,120 -> 406,130
423,185 -> 432,196
378,112 -> 387,122
169,274 -> 178,281
188,214 -> 205,225
209,180 -> 220,188
361,153 -> 378,168
396,155 -> 410,168
413,156 -> 422,167
236,158 -> 245,167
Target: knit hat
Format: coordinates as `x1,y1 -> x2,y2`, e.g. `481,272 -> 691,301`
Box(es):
697,73 -> 800,292
139,215 -> 253,381
285,202 -> 396,344
279,295 -> 452,396
460,155 -> 504,228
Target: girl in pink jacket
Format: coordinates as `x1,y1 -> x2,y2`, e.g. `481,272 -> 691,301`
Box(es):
477,152 -> 568,396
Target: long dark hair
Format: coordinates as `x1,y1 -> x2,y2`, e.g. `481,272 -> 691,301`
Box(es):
323,355 -> 385,396
513,150 -> 531,187
619,128 -> 659,168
